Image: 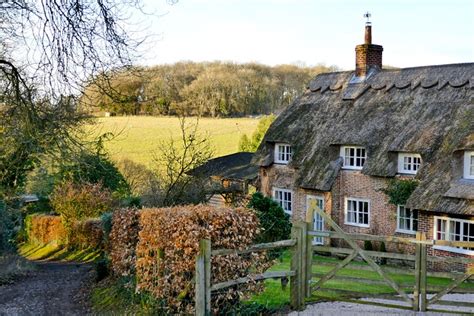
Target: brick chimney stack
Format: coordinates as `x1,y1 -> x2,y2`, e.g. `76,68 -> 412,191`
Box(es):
355,22 -> 383,77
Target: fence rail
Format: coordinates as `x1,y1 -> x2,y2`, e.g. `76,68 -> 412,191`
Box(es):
195,238 -> 298,315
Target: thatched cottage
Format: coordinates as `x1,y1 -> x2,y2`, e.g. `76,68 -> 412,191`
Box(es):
254,23 -> 473,265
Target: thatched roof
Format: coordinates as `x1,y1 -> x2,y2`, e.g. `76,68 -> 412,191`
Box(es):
190,152 -> 258,181
255,63 -> 474,215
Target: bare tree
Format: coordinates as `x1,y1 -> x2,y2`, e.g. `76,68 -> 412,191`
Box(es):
154,116 -> 214,206
0,1 -> 176,196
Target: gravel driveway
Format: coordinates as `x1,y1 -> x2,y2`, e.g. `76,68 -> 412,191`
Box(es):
0,261 -> 94,316
289,294 -> 474,316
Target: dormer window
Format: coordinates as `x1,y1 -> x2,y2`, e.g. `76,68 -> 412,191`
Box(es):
464,151 -> 474,179
398,153 -> 422,175
274,143 -> 292,164
340,146 -> 366,170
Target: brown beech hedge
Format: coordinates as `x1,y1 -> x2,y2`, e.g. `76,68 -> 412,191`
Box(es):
109,208 -> 140,277
134,205 -> 269,314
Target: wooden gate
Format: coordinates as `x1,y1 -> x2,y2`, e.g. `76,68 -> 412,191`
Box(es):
304,201 -> 474,313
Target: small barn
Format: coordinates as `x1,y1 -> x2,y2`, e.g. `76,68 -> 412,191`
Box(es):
189,152 -> 258,207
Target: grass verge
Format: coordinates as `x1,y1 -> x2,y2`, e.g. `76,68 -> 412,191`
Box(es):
18,243 -> 102,262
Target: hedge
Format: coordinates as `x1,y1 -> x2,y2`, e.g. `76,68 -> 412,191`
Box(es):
109,208 -> 140,276
135,205 -> 268,314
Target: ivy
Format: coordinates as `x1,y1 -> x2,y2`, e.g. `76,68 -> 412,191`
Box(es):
382,178 -> 419,206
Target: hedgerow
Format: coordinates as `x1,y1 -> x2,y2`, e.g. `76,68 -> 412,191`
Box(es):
50,180 -> 114,242
26,214 -> 67,246
135,205 -> 271,314
109,208 -> 140,277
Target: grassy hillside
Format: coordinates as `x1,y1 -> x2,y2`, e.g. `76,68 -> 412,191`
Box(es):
85,116 -> 260,167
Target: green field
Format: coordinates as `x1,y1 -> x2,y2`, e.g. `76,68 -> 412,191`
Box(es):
85,116 -> 260,167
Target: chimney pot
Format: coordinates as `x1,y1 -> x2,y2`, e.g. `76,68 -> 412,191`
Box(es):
365,25 -> 372,44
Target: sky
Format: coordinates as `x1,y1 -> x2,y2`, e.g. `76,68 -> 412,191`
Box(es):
137,0 -> 474,70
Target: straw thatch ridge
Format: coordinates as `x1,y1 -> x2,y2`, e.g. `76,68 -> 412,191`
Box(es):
255,63 -> 474,215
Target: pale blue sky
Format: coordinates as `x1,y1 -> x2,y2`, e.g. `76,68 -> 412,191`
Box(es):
139,0 -> 474,70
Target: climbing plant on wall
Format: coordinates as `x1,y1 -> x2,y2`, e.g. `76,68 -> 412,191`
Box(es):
382,178 -> 419,206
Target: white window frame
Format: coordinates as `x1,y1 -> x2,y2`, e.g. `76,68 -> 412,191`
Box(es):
340,146 -> 367,170
464,151 -> 474,180
398,153 -> 422,175
396,205 -> 418,234
307,195 -> 325,245
344,197 -> 370,228
274,143 -> 292,164
433,216 -> 474,255
272,187 -> 293,215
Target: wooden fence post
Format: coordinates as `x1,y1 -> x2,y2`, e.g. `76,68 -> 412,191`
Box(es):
290,222 -> 307,311
413,232 -> 421,311
420,232 -> 428,312
305,207 -> 315,298
196,239 -> 211,316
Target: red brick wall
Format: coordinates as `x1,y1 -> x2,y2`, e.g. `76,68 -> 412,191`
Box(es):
259,165 -> 472,271
419,212 -> 473,272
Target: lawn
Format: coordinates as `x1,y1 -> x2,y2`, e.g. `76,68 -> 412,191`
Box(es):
247,252 -> 474,310
84,116 -> 260,167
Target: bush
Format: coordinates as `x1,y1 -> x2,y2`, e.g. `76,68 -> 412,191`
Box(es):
95,254 -> 110,282
248,192 -> 291,257
26,214 -> 67,246
50,181 -> 114,239
69,218 -> 104,249
379,241 -> 387,265
135,205 -> 269,314
382,178 -> 419,206
59,151 -> 130,197
364,240 -> 373,251
109,208 -> 140,277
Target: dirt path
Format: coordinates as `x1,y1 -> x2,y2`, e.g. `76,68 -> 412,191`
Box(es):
0,261 -> 94,315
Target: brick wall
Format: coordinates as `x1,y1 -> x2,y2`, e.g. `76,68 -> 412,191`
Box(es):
259,165 -> 472,271
419,212 -> 473,272
355,44 -> 383,77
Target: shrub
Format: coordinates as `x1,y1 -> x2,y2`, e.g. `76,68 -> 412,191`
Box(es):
101,212 -> 113,247
364,240 -> 373,251
50,181 -> 113,239
382,178 -> 419,206
109,208 -> 140,277
135,205 -> 269,314
69,218 -> 104,249
26,214 -> 67,246
248,192 -> 291,257
379,241 -> 387,265
59,151 -> 130,197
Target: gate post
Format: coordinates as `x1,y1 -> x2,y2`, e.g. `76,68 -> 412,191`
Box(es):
413,232 -> 421,311
305,207 -> 315,298
196,239 -> 211,316
290,222 -> 307,311
420,232 -> 428,312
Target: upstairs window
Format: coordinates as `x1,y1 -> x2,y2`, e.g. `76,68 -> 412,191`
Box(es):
340,146 -> 367,170
464,151 -> 474,180
274,143 -> 292,164
434,217 -> 474,255
398,153 -> 422,175
273,188 -> 292,215
396,205 -> 418,234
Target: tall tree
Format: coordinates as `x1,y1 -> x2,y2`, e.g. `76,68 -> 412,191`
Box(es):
0,1 -> 165,196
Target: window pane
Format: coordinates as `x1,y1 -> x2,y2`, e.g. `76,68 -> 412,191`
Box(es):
470,155 -> 474,175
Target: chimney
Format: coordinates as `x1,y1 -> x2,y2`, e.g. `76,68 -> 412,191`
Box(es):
355,20 -> 383,77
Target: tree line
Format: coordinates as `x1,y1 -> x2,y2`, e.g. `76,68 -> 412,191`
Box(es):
82,62 -> 338,117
